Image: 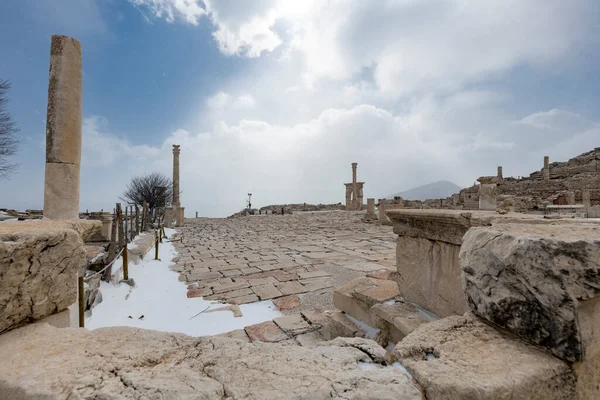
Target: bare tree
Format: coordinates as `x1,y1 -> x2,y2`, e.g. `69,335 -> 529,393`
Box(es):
121,172 -> 174,212
0,79 -> 19,179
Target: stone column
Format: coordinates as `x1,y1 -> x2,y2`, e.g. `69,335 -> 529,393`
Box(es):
351,162 -> 358,210
88,212 -> 113,241
543,156 -> 550,181
479,184 -> 497,210
582,190 -> 591,208
357,182 -> 364,210
172,145 -> 181,207
43,35 -> 82,220
344,184 -> 353,210
567,191 -> 576,205
366,198 -> 375,215
497,166 -> 503,180
452,193 -> 460,207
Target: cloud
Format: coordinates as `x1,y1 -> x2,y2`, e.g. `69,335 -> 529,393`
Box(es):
128,0 -> 206,24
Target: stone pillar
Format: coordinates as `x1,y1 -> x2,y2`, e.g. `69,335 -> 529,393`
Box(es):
497,166 -> 503,180
88,212 -> 113,241
356,182 -> 364,210
366,198 -> 375,214
543,156 -> 550,181
172,145 -> 181,207
567,191 -> 576,205
195,211 -> 198,218
351,163 -> 358,210
479,184 -> 497,210
344,184 -> 353,210
43,35 -> 82,220
583,190 -> 591,208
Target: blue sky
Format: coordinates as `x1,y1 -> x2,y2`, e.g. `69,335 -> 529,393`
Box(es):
1,0 -> 599,217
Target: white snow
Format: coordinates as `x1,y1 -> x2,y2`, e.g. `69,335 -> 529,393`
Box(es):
86,228 -> 282,336
345,313 -> 380,339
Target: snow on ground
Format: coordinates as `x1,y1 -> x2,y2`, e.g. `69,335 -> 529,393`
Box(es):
86,228 -> 282,336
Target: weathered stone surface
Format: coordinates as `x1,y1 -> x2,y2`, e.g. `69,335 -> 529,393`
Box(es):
244,321 -> 288,342
0,323 -> 422,399
371,300 -> 434,339
461,222 -> 600,361
320,310 -> 365,340
274,314 -> 311,335
251,283 -> 283,300
333,277 -> 396,327
273,295 -> 301,310
0,223 -> 86,333
395,236 -> 468,317
186,287 -> 212,298
216,328 -> 249,342
393,313 -> 576,400
275,280 -> 307,296
229,294 -> 259,305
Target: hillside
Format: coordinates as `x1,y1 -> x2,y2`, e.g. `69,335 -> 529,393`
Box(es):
389,180 -> 462,201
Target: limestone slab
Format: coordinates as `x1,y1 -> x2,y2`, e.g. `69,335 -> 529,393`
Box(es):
272,295 -> 301,310
273,314 -> 311,335
275,281 -> 307,296
251,284 -> 283,300
244,321 -> 288,342
393,313 -> 575,400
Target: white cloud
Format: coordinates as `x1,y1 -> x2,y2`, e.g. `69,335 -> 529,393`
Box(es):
129,0 -> 206,24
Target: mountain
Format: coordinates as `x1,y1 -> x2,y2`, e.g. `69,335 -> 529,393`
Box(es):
388,180 -> 462,201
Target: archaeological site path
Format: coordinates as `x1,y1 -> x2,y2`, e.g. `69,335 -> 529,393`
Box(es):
172,211 -> 396,314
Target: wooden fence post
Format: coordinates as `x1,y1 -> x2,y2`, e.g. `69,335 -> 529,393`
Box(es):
124,206 -> 129,243
116,203 -> 124,250
123,244 -> 129,280
135,204 -> 140,235
78,276 -> 85,328
155,230 -> 159,260
142,201 -> 148,231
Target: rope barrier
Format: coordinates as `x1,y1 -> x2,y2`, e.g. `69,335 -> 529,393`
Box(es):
84,247 -> 124,282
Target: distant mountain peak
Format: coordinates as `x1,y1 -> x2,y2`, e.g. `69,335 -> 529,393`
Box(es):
388,180 -> 461,201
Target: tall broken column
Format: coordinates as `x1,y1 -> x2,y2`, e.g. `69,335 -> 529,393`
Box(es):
543,156 -> 550,181
351,162 -> 358,210
172,145 -> 180,207
497,166 -> 503,180
43,35 -> 82,220
582,190 -> 591,208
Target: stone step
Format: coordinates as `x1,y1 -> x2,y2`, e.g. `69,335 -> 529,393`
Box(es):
371,300 -> 438,345
333,277 -> 400,328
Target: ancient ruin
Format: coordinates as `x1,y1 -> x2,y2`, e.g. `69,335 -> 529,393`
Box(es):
2,31 -> 600,400
344,162 -> 364,210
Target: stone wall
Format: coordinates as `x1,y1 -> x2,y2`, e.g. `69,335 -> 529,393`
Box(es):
0,220 -> 100,333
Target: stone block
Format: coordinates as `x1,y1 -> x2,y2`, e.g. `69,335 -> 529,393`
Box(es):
205,288 -> 254,301
393,313 -> 575,400
301,310 -> 329,326
299,277 -> 333,292
244,321 -> 288,342
297,270 -> 330,279
0,222 -> 86,333
275,281 -> 307,296
461,222 -> 600,362
186,288 -> 213,298
251,284 -> 282,300
273,314 -> 311,335
215,329 -> 250,342
295,331 -> 325,347
272,295 -> 301,310
229,294 -> 259,305
333,277 -> 395,328
319,311 -> 364,340
371,301 -> 433,341
395,236 -> 468,317
43,162 -> 81,220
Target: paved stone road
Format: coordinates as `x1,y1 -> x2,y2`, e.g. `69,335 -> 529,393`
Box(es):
171,211 -> 396,313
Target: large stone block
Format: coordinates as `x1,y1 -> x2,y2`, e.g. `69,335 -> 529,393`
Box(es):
43,162 -> 80,220
393,313 -> 576,400
395,236 -> 468,317
460,222 -> 600,362
0,222 -> 87,333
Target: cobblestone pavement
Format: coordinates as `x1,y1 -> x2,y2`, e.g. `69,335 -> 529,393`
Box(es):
171,211 -> 396,315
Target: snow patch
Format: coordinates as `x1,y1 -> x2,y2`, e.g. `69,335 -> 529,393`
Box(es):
345,313 -> 380,339
86,229 -> 282,336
